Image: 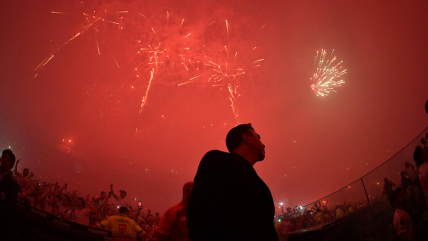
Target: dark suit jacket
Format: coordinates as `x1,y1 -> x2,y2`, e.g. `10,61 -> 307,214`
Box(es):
0,171 -> 20,227
187,150 -> 279,241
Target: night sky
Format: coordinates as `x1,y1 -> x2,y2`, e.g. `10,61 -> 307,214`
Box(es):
1,0 -> 428,213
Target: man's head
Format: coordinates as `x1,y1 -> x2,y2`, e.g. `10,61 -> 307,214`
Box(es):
148,215 -> 155,225
62,195 -> 71,205
182,181 -> 194,202
383,178 -> 388,183
226,123 -> 265,163
100,191 -> 107,199
391,188 -> 405,208
413,145 -> 428,165
23,168 -> 29,177
405,162 -> 414,172
76,197 -> 85,208
146,215 -> 154,224
119,207 -> 131,216
422,138 -> 427,146
119,190 -> 127,199
0,149 -> 15,173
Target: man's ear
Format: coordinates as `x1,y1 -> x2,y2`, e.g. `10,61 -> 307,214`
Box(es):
242,133 -> 251,143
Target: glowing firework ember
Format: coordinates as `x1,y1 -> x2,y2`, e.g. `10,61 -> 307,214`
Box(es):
310,49 -> 347,97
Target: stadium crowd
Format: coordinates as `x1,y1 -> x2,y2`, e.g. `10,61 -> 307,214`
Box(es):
0,153 -> 194,241
14,162 -> 158,239
276,200 -> 366,236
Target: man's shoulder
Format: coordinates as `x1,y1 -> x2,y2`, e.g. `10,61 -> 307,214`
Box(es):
112,215 -> 134,222
161,203 -> 183,221
420,162 -> 428,171
170,202 -> 184,210
0,172 -> 19,187
203,150 -> 230,158
199,150 -> 233,169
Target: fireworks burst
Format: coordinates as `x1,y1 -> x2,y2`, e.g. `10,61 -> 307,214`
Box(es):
36,1 -> 264,124
177,20 -> 264,123
310,49 -> 347,97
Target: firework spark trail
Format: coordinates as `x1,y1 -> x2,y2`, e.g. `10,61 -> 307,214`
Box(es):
227,83 -> 240,123
310,49 -> 347,97
35,7 -> 125,74
139,68 -> 155,113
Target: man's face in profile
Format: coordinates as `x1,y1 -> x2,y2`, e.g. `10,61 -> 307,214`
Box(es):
120,192 -> 126,199
248,129 -> 265,161
0,152 -> 13,173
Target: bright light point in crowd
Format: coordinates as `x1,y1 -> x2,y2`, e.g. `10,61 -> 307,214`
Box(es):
68,140 -> 72,143
8,146 -> 11,148
131,86 -> 134,89
279,202 -> 283,206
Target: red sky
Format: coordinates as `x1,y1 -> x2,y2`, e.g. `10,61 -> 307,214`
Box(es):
1,0 -> 427,213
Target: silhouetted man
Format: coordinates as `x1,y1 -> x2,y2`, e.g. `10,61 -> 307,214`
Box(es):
157,181 -> 193,241
187,123 -> 278,241
0,149 -> 20,239
413,145 -> 428,207
391,188 -> 415,241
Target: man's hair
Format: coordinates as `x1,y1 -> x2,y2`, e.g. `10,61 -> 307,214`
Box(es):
413,145 -> 424,165
119,207 -> 130,213
2,149 -> 16,166
225,123 -> 254,152
101,191 -> 106,195
390,188 -> 402,203
422,138 -> 427,145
